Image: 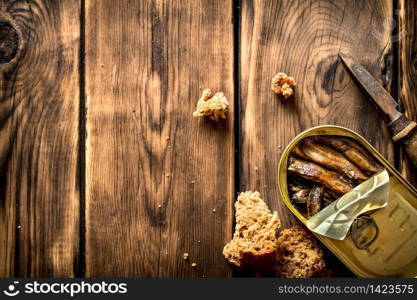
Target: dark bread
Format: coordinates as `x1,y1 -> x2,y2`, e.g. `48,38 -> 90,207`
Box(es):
223,191 -> 281,270
276,226 -> 330,278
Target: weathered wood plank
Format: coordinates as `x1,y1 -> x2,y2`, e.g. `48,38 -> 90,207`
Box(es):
398,0 -> 417,185
85,0 -> 234,277
239,0 -> 394,276
0,0 -> 80,277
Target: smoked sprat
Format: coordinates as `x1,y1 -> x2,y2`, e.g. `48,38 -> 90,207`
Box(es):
287,136 -> 382,218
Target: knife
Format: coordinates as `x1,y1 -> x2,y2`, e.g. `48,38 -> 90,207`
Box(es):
339,52 -> 417,168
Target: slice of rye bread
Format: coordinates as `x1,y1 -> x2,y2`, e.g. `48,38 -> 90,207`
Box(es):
276,226 -> 330,278
223,191 -> 281,270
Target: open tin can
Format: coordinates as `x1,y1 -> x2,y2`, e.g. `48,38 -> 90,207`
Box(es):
278,125 -> 417,277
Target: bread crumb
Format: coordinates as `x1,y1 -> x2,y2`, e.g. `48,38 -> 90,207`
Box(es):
193,89 -> 229,121
100,63 -> 104,68
254,166 -> 258,171
183,253 -> 189,260
165,173 -> 171,177
191,181 -> 195,184
191,262 -> 197,268
212,208 -> 216,213
158,204 -> 162,208
271,73 -> 296,98
166,136 -> 170,140
223,191 -> 281,270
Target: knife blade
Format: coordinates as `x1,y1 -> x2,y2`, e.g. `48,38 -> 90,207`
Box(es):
339,52 -> 417,168
338,52 -> 402,123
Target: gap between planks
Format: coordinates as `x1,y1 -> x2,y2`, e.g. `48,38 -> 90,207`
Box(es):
77,0 -> 87,278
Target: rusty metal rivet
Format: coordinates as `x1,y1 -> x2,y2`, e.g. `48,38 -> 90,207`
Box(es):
350,215 -> 379,250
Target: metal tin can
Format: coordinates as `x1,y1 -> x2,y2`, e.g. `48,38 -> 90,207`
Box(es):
278,125 -> 417,277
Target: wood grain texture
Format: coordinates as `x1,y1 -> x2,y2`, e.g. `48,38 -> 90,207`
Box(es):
398,0 -> 417,185
85,0 -> 234,277
0,0 -> 80,277
239,0 -> 395,275
0,0 -> 413,278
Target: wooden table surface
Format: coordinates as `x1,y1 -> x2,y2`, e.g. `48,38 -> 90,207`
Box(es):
0,0 -> 416,278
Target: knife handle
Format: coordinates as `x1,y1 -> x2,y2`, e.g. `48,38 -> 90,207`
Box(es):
399,128 -> 417,169
390,117 -> 417,168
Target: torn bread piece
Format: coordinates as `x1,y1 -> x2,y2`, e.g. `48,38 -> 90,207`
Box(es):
223,191 -> 281,270
271,72 -> 296,98
276,226 -> 330,278
193,88 -> 229,121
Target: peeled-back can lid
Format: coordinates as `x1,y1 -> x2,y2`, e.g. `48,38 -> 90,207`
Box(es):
306,170 -> 390,241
